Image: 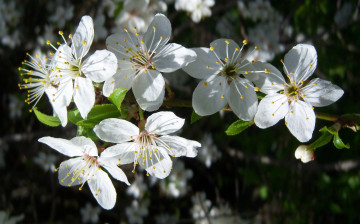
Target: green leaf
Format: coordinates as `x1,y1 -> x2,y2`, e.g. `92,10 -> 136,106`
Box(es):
33,108 -> 61,127
190,110 -> 202,124
76,126 -> 99,141
75,104 -> 121,128
333,134 -> 350,149
68,108 -> 83,124
319,126 -> 338,135
108,88 -> 127,112
120,104 -> 129,119
259,185 -> 268,200
308,129 -> 333,150
225,120 -> 252,136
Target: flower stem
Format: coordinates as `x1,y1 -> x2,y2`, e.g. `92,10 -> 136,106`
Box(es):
315,112 -> 339,122
138,106 -> 145,121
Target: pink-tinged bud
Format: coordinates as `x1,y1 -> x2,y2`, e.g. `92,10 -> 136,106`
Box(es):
295,145 -> 314,163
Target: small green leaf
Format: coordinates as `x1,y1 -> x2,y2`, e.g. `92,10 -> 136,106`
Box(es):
191,110 -> 202,124
225,120 -> 253,136
259,185 -> 268,200
319,126 -> 338,135
75,104 -> 121,128
308,129 -> 333,150
33,108 -> 61,127
68,108 -> 83,124
76,126 -> 99,141
108,88 -> 127,112
333,134 -> 350,149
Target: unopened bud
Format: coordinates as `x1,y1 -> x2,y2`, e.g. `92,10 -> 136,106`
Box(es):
295,145 -> 314,163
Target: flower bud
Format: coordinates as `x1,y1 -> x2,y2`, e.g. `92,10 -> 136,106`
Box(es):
295,145 -> 314,163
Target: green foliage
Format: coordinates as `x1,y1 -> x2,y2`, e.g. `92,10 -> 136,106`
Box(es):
33,108 -> 61,127
225,119 -> 253,136
69,104 -> 121,128
308,126 -> 350,150
190,110 -> 202,124
108,88 -> 127,112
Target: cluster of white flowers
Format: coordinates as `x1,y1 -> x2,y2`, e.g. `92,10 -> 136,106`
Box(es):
19,7 -> 344,212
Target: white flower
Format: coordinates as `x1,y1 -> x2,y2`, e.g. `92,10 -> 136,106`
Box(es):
38,136 -> 130,210
198,133 -> 221,168
104,13 -> 197,111
34,151 -> 57,173
254,44 -> 344,142
295,145 -> 314,163
0,210 -> 24,224
18,51 -> 68,126
159,160 -> 193,198
54,15 -> 117,119
182,39 -> 259,121
175,0 -> 215,23
126,174 -> 148,198
126,199 -> 149,224
94,111 -> 201,179
80,202 -> 101,224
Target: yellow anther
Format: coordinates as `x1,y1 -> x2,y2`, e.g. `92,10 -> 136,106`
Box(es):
235,47 -> 239,51
144,69 -> 148,73
115,42 -> 119,45
314,83 -> 317,86
61,179 -> 64,183
163,171 -> 166,173
219,82 -> 222,86
133,26 -> 136,30
271,101 -> 274,104
245,71 -> 249,74
225,40 -> 230,44
57,41 -> 60,45
68,184 -> 71,187
240,96 -> 244,99
79,187 -> 82,191
265,68 -> 270,73
132,170 -> 135,173
69,34 -> 72,39
216,61 -> 219,63
221,95 -> 225,99
312,106 -> 314,109
46,40 -> 51,45
160,36 -> 163,39
290,111 -> 294,114
152,65 -> 155,69
225,57 -> 228,61
54,168 -> 58,172
58,30 -> 63,35
123,39 -> 127,42
82,40 -> 87,45
123,28 -> 128,32
255,46 -> 259,50
95,194 -> 98,197
18,67 -> 21,71
210,46 -> 214,51
272,113 -> 275,116
146,173 -> 150,176
243,40 -> 248,45
203,82 -> 208,86
254,87 -> 259,92
153,26 -> 156,29
309,64 -> 313,67
206,65 -> 209,69
285,122 -> 288,125
245,85 -> 248,88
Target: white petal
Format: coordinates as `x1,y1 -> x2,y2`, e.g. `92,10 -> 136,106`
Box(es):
143,13 -> 171,53
132,69 -> 165,111
88,169 -> 117,210
102,70 -> 136,97
106,32 -> 140,64
153,43 -> 197,73
58,157 -> 85,187
302,78 -> 344,107
251,61 -> 286,94
100,163 -> 130,185
100,142 -> 137,165
192,75 -> 228,116
45,87 -> 68,127
145,111 -> 185,135
294,145 -> 307,159
82,50 -> 117,82
210,38 -> 241,61
254,94 -> 289,128
94,118 -> 139,143
228,78 -> 258,121
38,137 -> 83,157
74,77 -> 95,119
70,136 -> 98,157
182,47 -> 222,79
72,15 -> 94,60
144,149 -> 172,179
285,101 -> 316,142
158,135 -> 201,158
284,44 -> 317,83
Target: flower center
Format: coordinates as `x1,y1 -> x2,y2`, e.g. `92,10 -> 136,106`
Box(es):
220,63 -> 238,82
284,83 -> 303,101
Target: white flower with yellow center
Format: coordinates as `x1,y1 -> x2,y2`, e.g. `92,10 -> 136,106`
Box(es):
104,13 -> 197,111
182,38 -> 259,121
18,51 -> 69,126
93,111 -> 201,179
253,44 -> 344,142
38,136 -> 130,210
54,15 -> 117,119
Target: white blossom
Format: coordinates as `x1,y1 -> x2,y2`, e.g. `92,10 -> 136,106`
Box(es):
80,203 -> 101,223
105,13 -> 196,111
254,44 -> 344,142
175,0 -> 215,23
53,15 -> 117,119
34,151 -> 57,173
182,39 -> 259,120
38,136 -> 130,210
198,133 -> 221,168
94,111 -> 201,179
